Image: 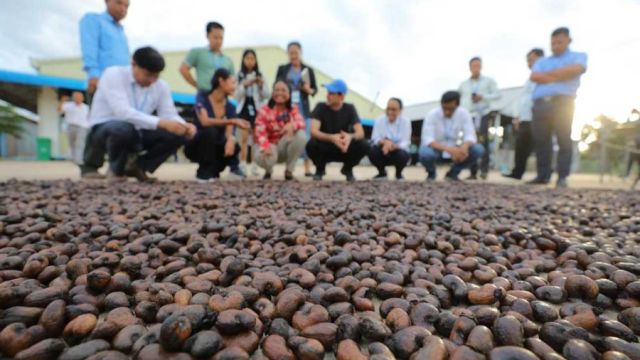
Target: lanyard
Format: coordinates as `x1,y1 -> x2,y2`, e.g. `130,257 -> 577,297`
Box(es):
131,84 -> 149,112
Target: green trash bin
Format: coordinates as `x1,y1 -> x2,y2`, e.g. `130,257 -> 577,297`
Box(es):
36,137 -> 51,161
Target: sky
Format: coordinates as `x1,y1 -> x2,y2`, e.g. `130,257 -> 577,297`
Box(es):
1,0 -> 640,138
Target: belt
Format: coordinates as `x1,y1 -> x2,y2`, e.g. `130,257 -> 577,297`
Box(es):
535,95 -> 575,103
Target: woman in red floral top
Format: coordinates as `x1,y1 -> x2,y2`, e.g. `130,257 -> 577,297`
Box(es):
254,80 -> 307,180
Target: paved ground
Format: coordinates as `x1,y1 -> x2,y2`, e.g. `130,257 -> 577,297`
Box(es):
0,160 -> 636,190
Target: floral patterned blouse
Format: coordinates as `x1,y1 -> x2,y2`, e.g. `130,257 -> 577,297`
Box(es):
254,103 -> 305,149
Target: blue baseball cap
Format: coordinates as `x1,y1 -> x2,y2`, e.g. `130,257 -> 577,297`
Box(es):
323,79 -> 348,94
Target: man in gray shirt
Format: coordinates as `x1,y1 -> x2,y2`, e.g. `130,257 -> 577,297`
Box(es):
459,57 -> 500,179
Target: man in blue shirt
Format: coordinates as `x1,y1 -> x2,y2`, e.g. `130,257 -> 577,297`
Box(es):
79,0 -> 130,95
528,27 -> 587,188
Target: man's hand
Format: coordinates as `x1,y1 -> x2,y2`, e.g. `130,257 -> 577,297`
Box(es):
530,72 -> 554,84
513,118 -> 521,131
381,140 -> 394,155
231,118 -> 251,130
301,82 -> 313,95
448,147 -> 468,163
224,138 -> 235,157
279,123 -> 296,138
472,94 -> 483,103
158,119 -> 187,136
338,132 -> 352,153
88,78 -> 99,94
184,123 -> 197,139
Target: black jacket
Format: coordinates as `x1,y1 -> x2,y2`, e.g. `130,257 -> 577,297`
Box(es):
275,63 -> 317,117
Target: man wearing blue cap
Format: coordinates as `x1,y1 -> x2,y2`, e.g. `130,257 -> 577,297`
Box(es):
306,79 -> 370,181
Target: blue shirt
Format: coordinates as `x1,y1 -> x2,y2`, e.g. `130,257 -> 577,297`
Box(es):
531,49 -> 587,100
80,12 -> 130,79
518,80 -> 536,122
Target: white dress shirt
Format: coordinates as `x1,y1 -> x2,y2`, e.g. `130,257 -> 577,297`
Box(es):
61,102 -> 90,128
421,106 -> 477,157
371,115 -> 412,151
89,66 -> 185,130
459,75 -> 500,117
517,80 -> 536,122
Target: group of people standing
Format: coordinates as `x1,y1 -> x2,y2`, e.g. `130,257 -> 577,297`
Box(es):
59,0 -> 587,186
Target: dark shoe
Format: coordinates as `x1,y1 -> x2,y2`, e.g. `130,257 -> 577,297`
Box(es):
373,173 -> 387,180
313,173 -> 323,181
556,178 -> 568,188
502,173 -> 522,180
445,174 -> 462,182
263,173 -> 272,180
395,174 -> 405,181
466,174 -> 478,180
426,173 -> 436,182
341,168 -> 355,182
480,171 -> 488,180
126,165 -> 156,183
526,178 -> 549,185
304,172 -> 313,177
284,171 -> 294,181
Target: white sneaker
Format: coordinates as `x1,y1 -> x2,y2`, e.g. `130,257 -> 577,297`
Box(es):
250,163 -> 260,177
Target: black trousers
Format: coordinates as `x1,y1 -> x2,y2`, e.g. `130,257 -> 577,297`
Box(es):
82,121 -> 185,176
470,113 -> 492,176
510,122 -> 535,178
368,146 -> 410,176
305,138 -> 370,174
184,127 -> 240,179
532,96 -> 575,181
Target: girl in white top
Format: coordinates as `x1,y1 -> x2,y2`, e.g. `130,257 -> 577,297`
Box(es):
235,49 -> 270,176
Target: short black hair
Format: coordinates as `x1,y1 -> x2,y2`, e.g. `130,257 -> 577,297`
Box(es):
441,91 -> 461,106
133,47 -> 165,73
287,41 -> 302,50
552,27 -> 570,37
469,56 -> 482,65
528,48 -> 545,57
388,97 -> 403,110
206,21 -> 224,34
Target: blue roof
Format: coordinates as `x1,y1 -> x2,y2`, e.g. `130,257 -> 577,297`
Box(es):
0,69 -> 196,104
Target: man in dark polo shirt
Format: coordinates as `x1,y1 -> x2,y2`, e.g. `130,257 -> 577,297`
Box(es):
305,79 -> 370,181
528,27 -> 587,188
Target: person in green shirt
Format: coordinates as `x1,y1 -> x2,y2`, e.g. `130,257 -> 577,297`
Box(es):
180,22 -> 235,93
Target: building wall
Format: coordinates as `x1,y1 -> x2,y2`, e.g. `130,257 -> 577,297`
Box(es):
36,87 -> 64,158
33,46 -> 383,119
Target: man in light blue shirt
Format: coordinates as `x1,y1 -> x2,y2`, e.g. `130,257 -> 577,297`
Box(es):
528,27 -> 587,188
79,0 -> 130,95
369,98 -> 412,180
419,91 -> 485,181
503,48 -> 544,180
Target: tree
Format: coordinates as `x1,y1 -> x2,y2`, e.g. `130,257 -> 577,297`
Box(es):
0,102 -> 26,138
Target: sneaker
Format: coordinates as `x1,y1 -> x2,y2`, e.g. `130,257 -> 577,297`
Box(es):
526,178 -> 549,185
284,171 -> 294,181
304,172 -> 313,177
106,170 -> 127,182
228,167 -> 246,180
313,172 -> 324,181
426,173 -> 436,182
480,171 -> 488,180
263,173 -> 272,180
195,176 -> 210,184
396,174 -> 405,181
126,165 -> 157,183
250,163 -> 260,177
373,173 -> 388,181
556,178 -> 568,188
466,174 -> 478,180
340,168 -> 356,182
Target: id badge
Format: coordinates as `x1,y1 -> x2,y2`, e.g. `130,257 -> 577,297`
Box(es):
292,90 -> 301,104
